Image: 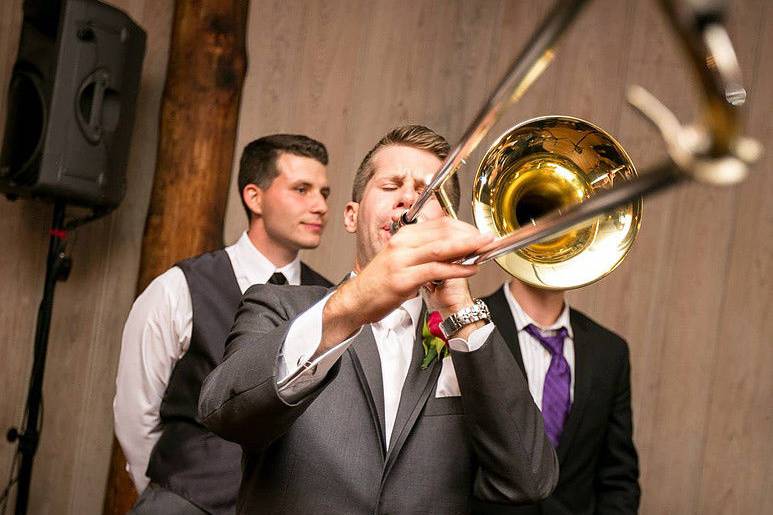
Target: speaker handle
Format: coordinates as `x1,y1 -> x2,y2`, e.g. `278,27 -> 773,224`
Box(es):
76,68 -> 111,144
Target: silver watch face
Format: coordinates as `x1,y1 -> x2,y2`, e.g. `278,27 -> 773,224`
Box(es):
440,299 -> 490,338
439,317 -> 457,339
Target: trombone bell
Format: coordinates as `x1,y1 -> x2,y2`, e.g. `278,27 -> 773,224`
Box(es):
472,116 -> 642,290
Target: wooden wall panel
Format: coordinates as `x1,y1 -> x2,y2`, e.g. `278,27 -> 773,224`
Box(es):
697,2 -> 773,511
0,0 -> 769,513
0,1 -> 173,514
575,1 -> 743,511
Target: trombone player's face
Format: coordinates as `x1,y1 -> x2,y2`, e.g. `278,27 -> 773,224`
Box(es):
344,145 -> 446,272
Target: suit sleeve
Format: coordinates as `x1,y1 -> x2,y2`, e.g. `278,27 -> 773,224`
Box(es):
594,343 -> 641,513
451,327 -> 559,504
198,284 -> 338,452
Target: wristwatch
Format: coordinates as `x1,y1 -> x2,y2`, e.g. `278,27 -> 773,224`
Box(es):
439,298 -> 491,339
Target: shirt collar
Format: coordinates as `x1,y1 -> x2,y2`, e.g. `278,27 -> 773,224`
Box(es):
502,281 -> 573,338
349,271 -> 423,330
228,231 -> 301,286
401,295 -> 424,328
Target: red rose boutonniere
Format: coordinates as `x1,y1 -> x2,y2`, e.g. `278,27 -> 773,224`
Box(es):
421,311 -> 449,369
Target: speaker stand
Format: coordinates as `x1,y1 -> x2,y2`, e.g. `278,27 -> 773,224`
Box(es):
6,201 -> 72,515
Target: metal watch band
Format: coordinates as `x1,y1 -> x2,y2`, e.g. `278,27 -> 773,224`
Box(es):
439,298 -> 491,339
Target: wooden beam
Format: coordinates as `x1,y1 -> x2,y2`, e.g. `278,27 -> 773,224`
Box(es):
102,0 -> 247,512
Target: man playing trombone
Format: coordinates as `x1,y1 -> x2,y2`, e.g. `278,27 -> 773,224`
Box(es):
199,125 -> 559,514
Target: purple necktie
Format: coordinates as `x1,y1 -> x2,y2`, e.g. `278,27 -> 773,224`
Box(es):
524,324 -> 571,448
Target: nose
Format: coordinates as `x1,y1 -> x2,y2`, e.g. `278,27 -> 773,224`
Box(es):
394,184 -> 419,210
310,190 -> 328,216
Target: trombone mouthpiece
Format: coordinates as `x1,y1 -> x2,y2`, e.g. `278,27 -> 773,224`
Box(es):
390,210 -> 417,234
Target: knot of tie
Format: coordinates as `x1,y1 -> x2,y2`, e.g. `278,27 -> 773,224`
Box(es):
524,323 -> 571,448
524,324 -> 568,356
380,308 -> 410,332
268,272 -> 287,285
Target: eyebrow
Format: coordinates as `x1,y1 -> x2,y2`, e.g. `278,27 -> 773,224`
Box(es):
291,180 -> 330,191
377,171 -> 407,182
376,172 -> 431,190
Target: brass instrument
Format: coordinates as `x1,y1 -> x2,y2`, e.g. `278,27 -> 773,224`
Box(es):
391,0 -> 761,289
472,116 -> 640,289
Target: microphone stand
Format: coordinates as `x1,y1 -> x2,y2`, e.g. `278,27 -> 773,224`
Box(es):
6,201 -> 72,515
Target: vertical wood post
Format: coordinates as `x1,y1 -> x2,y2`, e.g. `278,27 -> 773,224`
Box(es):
102,0 -> 247,512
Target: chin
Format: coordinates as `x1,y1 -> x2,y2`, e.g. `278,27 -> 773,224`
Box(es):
296,236 -> 322,249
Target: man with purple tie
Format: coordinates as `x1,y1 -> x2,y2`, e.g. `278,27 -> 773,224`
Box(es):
479,278 -> 640,515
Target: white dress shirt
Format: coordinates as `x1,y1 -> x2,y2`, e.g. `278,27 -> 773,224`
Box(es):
113,231 -> 301,492
278,283 -> 495,447
371,297 -> 421,443
502,282 -> 575,409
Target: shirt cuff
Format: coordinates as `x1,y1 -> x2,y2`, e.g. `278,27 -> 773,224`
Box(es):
447,322 -> 495,352
277,292 -> 362,402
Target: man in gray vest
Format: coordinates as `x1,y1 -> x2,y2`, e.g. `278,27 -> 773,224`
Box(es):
114,134 -> 333,514
200,125 -> 559,514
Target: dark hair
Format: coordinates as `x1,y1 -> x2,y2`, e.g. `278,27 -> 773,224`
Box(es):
351,125 -> 460,211
238,134 -> 328,219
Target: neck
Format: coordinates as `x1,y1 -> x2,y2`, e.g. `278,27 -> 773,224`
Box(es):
246,223 -> 298,267
508,279 -> 566,326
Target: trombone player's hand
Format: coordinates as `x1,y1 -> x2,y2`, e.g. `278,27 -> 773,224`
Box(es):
321,217 -> 493,351
418,221 -> 492,341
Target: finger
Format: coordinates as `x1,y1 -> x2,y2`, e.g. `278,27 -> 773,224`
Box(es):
390,217 -> 481,249
392,219 -> 492,258
409,262 -> 479,285
405,232 -> 494,266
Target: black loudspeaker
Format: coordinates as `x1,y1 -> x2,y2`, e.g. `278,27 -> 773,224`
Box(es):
0,0 -> 146,211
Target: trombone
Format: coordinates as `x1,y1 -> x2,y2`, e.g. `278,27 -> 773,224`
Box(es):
392,0 -> 761,289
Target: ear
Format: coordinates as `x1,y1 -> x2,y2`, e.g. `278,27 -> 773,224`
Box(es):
242,184 -> 263,217
343,201 -> 359,234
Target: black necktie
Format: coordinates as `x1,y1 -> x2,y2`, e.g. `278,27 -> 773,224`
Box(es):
268,272 -> 287,285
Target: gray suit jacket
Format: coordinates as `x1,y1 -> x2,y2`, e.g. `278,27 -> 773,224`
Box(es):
199,284 -> 558,514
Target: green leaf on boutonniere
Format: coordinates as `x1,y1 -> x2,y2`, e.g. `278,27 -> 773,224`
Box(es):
420,311 -> 449,369
421,344 -> 438,369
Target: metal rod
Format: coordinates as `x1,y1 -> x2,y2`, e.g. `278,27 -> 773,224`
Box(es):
394,0 -> 755,274
394,0 -> 591,231
463,162 -> 683,265
13,201 -> 68,515
657,0 -> 741,156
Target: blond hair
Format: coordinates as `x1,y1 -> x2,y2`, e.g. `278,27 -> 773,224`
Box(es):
351,125 -> 460,210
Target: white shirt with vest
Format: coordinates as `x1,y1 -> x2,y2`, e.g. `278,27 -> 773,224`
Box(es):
113,232 -> 300,492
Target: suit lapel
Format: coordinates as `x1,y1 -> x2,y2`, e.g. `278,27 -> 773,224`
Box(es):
486,288 -> 527,376
488,289 -> 593,463
349,327 -> 387,457
383,356 -> 441,481
299,262 -> 331,286
557,309 -> 593,462
300,262 -> 311,284
385,305 -> 434,456
347,302 -> 445,469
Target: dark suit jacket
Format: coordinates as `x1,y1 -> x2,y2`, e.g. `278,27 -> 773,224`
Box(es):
199,284 -> 559,514
299,262 -> 333,288
474,288 -> 640,515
